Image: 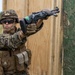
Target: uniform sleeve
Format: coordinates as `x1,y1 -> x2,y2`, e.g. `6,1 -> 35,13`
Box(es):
0,34 -> 5,48
0,21 -> 43,50
26,22 -> 43,36
7,22 -> 43,48
8,31 -> 26,50
0,32 -> 26,50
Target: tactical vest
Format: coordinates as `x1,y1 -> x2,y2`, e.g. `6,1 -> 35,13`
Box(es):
0,32 -> 31,74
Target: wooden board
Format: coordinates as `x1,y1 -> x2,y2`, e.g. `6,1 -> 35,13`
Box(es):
2,0 -> 63,75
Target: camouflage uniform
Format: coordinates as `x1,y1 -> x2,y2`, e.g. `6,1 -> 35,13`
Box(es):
0,10 -> 43,75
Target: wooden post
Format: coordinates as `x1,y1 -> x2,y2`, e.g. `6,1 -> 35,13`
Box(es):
2,0 -> 7,10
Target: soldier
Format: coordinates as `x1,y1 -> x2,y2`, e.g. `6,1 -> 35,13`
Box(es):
0,8 -> 59,75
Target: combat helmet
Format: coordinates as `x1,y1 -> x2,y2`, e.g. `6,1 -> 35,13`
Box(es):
0,9 -> 19,24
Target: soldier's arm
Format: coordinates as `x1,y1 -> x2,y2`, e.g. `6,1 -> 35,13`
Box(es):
0,19 -> 43,50
20,7 -> 59,35
0,20 -> 43,49
20,19 -> 43,37
7,21 -> 43,50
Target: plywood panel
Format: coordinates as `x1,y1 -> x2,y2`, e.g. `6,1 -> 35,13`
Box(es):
52,0 -> 63,75
27,0 -> 53,75
27,0 -> 63,75
6,0 -> 26,18
2,0 -> 7,10
2,0 -> 63,75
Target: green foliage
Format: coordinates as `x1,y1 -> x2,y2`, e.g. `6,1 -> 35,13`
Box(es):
63,0 -> 75,75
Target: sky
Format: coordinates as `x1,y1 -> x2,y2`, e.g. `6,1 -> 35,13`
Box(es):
0,0 -> 2,12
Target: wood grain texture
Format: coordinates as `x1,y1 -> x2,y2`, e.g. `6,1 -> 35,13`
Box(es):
2,0 -> 63,75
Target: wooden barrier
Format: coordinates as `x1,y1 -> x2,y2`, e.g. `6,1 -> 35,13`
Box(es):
2,0 -> 63,75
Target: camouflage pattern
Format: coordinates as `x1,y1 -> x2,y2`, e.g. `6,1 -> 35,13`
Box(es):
0,22 -> 43,75
0,9 -> 19,24
0,9 -> 43,75
26,22 -> 43,36
0,31 -> 31,75
0,32 -> 31,75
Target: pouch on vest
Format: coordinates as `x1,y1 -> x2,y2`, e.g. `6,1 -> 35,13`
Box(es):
15,53 -> 25,71
22,49 -> 32,66
15,50 -> 31,71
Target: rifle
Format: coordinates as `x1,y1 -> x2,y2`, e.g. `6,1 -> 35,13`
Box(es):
20,7 -> 60,34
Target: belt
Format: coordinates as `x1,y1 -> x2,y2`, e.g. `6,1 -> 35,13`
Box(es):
0,48 -> 11,51
4,71 -> 29,75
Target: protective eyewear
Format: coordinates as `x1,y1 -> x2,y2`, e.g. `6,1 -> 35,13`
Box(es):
1,19 -> 14,24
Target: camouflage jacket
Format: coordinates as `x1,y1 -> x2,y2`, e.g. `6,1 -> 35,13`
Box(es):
0,23 -> 43,74
0,23 -> 43,51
